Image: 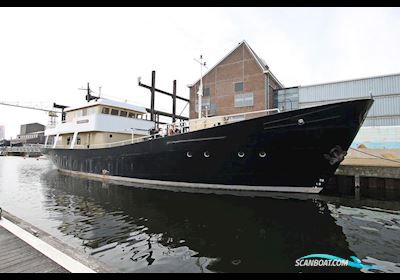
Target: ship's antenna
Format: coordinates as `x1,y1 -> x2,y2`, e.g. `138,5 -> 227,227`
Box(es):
79,82 -> 100,102
194,55 -> 207,119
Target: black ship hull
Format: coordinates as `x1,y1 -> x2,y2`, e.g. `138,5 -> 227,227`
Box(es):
45,98 -> 373,193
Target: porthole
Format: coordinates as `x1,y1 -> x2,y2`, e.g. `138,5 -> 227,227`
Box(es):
298,118 -> 305,125
238,151 -> 245,158
259,152 -> 266,158
187,152 -> 192,158
204,151 -> 210,158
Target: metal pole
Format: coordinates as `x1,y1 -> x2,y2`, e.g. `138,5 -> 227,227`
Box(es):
150,71 -> 156,122
194,55 -> 206,119
198,56 -> 203,119
172,80 -> 177,123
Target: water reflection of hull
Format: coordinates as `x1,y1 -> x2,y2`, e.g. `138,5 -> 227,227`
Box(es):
45,99 -> 373,194
42,170 -> 360,272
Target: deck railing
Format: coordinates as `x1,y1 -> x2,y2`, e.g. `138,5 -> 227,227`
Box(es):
48,133 -> 162,150
187,108 -> 280,131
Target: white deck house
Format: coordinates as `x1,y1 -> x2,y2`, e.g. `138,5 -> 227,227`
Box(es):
45,98 -> 155,149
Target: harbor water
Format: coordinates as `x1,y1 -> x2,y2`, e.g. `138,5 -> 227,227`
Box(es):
0,156 -> 400,273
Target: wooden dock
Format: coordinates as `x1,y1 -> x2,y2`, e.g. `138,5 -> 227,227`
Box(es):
0,209 -> 113,273
0,226 -> 69,273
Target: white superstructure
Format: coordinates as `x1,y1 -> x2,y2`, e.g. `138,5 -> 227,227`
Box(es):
45,98 -> 155,149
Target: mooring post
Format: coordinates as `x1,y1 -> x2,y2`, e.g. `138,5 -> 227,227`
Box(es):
150,71 -> 156,122
172,80 -> 177,123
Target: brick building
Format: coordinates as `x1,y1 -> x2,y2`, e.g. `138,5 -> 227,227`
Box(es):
188,40 -> 284,119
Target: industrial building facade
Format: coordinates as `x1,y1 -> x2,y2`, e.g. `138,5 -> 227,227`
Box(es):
11,123 -> 46,145
0,125 -> 4,140
188,41 -> 399,148
188,41 -> 284,119
274,73 -> 400,148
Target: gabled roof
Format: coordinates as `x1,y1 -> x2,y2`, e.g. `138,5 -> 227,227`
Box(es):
188,40 -> 284,88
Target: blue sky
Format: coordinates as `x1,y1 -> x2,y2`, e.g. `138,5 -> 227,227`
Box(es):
1,7 -> 400,138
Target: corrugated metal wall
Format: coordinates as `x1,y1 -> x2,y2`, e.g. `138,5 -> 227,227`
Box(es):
298,74 -> 400,127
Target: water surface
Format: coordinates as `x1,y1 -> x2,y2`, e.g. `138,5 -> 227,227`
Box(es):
0,156 -> 399,273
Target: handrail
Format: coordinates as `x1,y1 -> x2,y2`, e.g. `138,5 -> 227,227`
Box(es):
217,108 -> 280,119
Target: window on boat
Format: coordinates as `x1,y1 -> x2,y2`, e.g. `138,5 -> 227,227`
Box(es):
234,82 -> 243,93
75,110 -> 83,118
67,137 -> 71,145
77,136 -> 81,145
87,107 -> 96,115
120,111 -> 128,117
102,107 -> 110,114
82,108 -> 88,116
128,112 -> 135,118
111,109 -> 119,116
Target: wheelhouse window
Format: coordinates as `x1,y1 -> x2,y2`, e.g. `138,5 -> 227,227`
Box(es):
128,112 -> 137,118
87,107 -> 96,115
102,107 -> 110,114
120,111 -> 128,117
75,110 -> 83,118
110,109 -> 119,116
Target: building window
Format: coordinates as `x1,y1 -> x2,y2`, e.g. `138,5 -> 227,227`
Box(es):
120,111 -> 128,117
234,92 -> 254,107
275,87 -> 299,111
203,87 -> 210,97
110,109 -> 119,116
202,97 -> 211,107
234,82 -> 243,93
102,107 -> 110,114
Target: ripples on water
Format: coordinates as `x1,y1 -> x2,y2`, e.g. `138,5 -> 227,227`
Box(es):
0,156 -> 400,273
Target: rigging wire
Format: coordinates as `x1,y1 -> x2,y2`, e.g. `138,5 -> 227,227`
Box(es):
178,102 -> 190,117
349,147 -> 400,164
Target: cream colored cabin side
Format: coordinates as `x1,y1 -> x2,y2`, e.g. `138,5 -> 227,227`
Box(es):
45,98 -> 155,149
